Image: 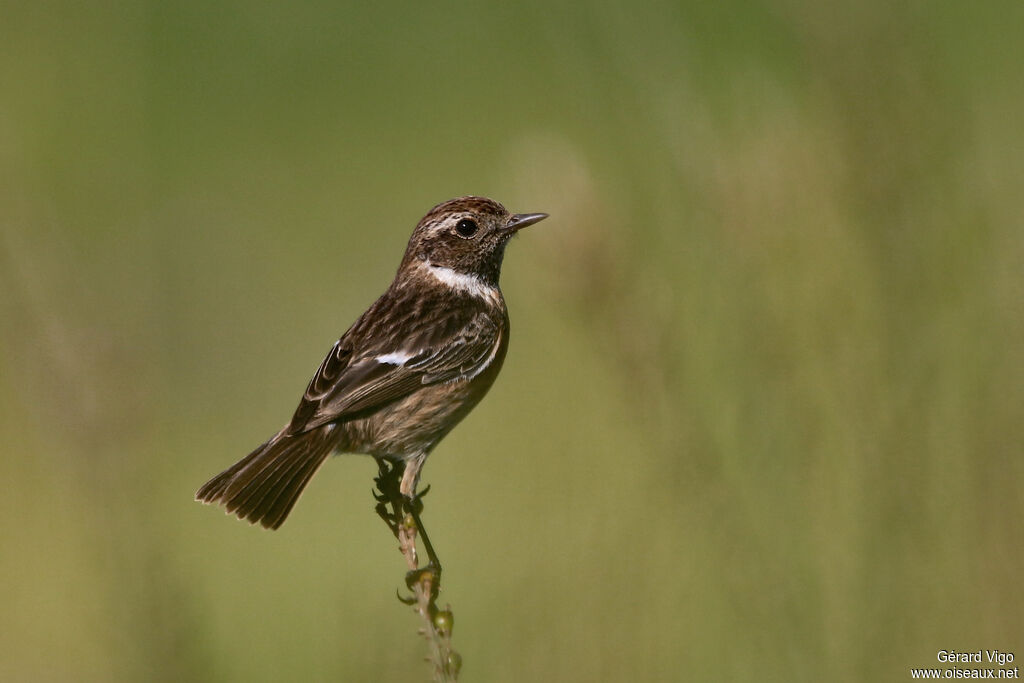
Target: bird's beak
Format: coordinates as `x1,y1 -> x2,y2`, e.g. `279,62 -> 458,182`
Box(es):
505,212 -> 549,232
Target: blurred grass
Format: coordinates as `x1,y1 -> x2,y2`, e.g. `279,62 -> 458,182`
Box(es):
2,1 -> 1022,681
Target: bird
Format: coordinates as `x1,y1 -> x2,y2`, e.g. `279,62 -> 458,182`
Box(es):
196,196 -> 548,530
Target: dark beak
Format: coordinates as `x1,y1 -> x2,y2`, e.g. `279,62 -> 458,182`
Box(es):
505,212 -> 549,232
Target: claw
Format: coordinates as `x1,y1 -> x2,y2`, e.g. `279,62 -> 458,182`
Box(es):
396,588 -> 417,606
402,485 -> 431,515
373,459 -> 411,539
405,563 -> 441,604
406,564 -> 440,589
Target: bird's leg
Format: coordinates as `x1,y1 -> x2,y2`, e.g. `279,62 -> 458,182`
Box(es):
398,452 -> 427,501
394,453 -> 440,601
406,493 -> 441,570
403,489 -> 442,605
375,456 -> 442,605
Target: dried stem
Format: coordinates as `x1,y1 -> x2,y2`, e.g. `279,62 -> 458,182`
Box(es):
375,461 -> 461,681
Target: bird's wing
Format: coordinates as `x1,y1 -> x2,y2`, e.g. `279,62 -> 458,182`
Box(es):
287,311 -> 502,433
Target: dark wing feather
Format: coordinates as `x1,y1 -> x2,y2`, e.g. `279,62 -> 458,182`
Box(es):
409,314 -> 503,383
288,295 -> 503,433
288,341 -> 352,428
305,360 -> 424,422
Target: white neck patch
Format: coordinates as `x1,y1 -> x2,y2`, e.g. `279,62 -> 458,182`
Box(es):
419,261 -> 502,305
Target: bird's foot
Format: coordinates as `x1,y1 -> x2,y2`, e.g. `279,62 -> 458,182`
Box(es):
404,561 -> 441,602
373,459 -> 407,536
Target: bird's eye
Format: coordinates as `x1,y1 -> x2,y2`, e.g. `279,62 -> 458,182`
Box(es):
454,218 -> 478,238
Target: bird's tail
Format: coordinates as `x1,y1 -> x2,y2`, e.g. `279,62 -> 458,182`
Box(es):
196,425 -> 336,529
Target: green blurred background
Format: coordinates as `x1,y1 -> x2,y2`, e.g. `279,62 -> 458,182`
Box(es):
2,1 -> 1021,681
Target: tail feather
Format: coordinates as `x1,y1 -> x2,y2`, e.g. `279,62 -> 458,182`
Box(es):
261,444 -> 332,530
223,436 -> 307,511
195,435 -> 273,503
227,434 -> 323,525
196,426 -> 335,529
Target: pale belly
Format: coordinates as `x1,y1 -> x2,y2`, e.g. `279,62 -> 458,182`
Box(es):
336,373 -> 498,461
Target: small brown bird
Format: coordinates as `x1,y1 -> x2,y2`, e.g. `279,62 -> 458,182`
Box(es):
196,196 -> 548,529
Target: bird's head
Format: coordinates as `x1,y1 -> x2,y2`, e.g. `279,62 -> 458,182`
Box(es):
399,196 -> 547,287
